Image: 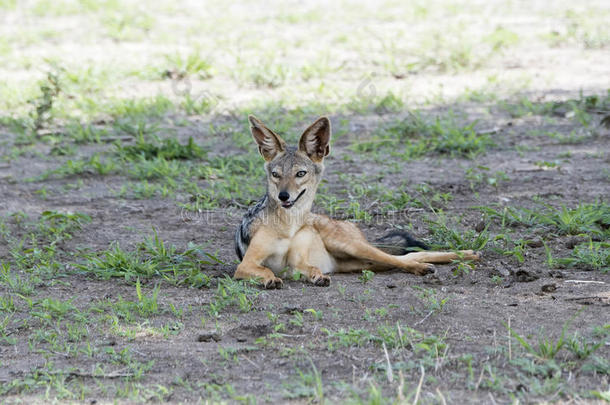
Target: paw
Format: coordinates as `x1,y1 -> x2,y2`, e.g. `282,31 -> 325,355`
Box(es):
460,250 -> 481,261
310,273 -> 331,287
406,262 -> 435,276
263,277 -> 283,289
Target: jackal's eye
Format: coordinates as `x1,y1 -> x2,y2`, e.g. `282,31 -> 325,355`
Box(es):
271,171 -> 280,178
296,170 -> 307,178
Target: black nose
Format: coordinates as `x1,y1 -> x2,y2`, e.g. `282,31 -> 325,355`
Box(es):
278,191 -> 290,201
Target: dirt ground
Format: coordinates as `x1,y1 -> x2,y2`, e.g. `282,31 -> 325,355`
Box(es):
1,1 -> 609,404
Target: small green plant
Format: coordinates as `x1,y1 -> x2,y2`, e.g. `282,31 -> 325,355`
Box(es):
350,111 -> 493,159
28,68 -> 62,132
304,308 -> 323,321
374,92 -> 404,114
465,165 -> 509,190
282,360 -> 324,402
289,310 -> 304,328
484,27 -> 519,50
566,333 -> 602,359
0,263 -> 37,295
452,260 -> 474,276
491,275 -> 503,285
493,234 -> 529,264
541,202 -> 609,237
181,93 -> 217,115
344,201 -> 372,222
207,277 -> 260,318
412,286 -> 449,314
164,51 -> 214,79
477,205 -> 539,228
33,297 -> 77,321
135,279 -> 160,316
358,269 -> 375,283
116,134 -> 207,161
267,311 -> 285,332
77,231 -> 216,286
237,58 -> 288,88
505,322 -> 568,360
499,97 -> 557,118
557,241 -> 609,272
591,390 -> 610,402
38,210 -> 91,241
64,122 -> 107,144
425,211 -> 490,250
478,201 -> 609,237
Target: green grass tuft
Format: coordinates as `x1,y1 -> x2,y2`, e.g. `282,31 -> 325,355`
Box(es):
351,111 -> 494,159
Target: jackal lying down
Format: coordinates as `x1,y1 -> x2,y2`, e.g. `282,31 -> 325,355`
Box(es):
234,116 -> 480,288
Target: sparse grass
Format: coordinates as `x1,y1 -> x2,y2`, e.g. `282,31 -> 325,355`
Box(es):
0,211 -> 91,283
352,111 -> 494,160
539,202 -> 609,237
557,241 -> 610,272
102,8 -> 155,41
544,129 -> 592,144
76,231 -> 218,286
163,50 -> 214,80
465,165 -> 509,191
412,286 -> 450,315
206,277 -> 260,319
492,234 -> 530,264
425,211 -> 490,251
235,57 -> 290,88
283,360 -> 324,402
508,323 -> 567,361
499,91 -> 610,124
544,9 -> 610,49
504,321 -> 607,385
479,201 -> 610,238
358,269 -> 375,283
407,25 -> 508,73
322,322 -> 447,359
116,134 -> 207,161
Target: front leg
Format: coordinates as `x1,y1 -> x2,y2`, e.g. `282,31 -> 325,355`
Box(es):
235,262 -> 283,289
288,225 -> 332,286
234,229 -> 283,289
299,264 -> 331,286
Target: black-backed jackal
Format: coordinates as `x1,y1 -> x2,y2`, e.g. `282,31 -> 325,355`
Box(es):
234,116 -> 480,288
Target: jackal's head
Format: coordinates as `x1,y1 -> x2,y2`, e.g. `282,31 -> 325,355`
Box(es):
249,115 -> 331,210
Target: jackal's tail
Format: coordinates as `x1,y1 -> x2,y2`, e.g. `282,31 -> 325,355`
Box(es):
374,230 -> 429,255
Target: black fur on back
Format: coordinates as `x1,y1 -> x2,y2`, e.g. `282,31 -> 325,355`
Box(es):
235,194 -> 268,261
374,230 -> 429,255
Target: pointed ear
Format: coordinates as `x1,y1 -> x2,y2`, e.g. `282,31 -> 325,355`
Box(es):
249,115 -> 286,161
298,116 -> 331,162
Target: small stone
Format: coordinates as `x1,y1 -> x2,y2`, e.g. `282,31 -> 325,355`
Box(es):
566,236 -> 588,249
496,266 -> 511,277
515,270 -> 538,282
197,333 -> 221,342
526,238 -> 543,248
282,305 -> 301,314
541,283 -> 557,293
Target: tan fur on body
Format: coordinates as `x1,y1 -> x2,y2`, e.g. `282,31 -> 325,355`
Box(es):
234,116 -> 480,288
